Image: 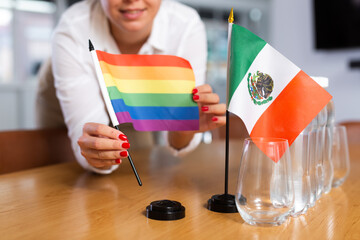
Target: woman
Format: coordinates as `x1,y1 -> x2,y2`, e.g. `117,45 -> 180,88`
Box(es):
39,0 -> 226,174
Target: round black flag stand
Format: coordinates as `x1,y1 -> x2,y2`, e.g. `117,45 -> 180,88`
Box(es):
207,193 -> 237,213
146,200 -> 185,221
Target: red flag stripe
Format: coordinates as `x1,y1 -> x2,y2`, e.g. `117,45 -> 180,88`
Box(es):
96,50 -> 192,68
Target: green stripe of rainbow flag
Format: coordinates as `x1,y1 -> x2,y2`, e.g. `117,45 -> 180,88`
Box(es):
107,86 -> 197,107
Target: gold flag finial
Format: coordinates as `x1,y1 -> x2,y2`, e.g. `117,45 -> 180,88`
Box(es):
228,8 -> 234,23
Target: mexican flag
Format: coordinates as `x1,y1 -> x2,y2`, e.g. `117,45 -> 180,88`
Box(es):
227,24 -> 332,162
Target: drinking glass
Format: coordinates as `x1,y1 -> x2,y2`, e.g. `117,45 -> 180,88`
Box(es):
315,128 -> 325,200
315,107 -> 327,200
331,125 -> 350,187
289,132 -> 311,217
235,138 -> 294,226
307,129 -> 318,208
322,126 -> 334,194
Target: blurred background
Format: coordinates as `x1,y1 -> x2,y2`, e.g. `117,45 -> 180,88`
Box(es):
0,0 -> 359,131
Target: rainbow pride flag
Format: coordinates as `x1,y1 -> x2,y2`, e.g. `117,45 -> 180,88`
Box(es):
96,50 -> 199,131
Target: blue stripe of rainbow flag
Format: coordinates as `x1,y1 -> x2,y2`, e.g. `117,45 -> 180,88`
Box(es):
111,99 -> 199,120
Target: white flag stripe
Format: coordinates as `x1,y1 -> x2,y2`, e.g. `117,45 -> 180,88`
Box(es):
228,43 -> 300,133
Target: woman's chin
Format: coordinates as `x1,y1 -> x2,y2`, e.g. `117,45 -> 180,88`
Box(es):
118,22 -> 149,33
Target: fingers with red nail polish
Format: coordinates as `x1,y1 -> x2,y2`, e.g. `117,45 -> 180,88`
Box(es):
119,134 -> 128,141
122,142 -> 130,149
77,123 -> 133,168
193,95 -> 199,101
211,116 -> 226,125
189,84 -> 227,133
120,151 -> 128,157
201,106 -> 209,112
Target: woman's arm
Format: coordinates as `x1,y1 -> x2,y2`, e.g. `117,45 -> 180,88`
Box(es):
51,19 -> 127,173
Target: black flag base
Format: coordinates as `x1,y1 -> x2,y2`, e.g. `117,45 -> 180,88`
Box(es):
146,200 -> 185,221
207,193 -> 246,213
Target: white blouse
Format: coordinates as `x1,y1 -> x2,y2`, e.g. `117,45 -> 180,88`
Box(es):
51,0 -> 207,174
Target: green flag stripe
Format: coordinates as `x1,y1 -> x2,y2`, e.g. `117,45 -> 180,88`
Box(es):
107,86 -> 197,107
228,24 -> 267,104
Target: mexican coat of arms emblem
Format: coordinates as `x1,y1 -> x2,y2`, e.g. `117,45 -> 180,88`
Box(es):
247,71 -> 274,105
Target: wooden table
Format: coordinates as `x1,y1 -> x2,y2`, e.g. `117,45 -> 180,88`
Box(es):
0,140 -> 359,239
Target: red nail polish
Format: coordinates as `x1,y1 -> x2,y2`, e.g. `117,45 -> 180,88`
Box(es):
119,134 -> 127,141
193,95 -> 199,100
212,117 -> 218,122
192,88 -> 198,94
115,159 -> 121,164
120,151 -> 128,157
201,106 -> 209,112
122,142 -> 130,149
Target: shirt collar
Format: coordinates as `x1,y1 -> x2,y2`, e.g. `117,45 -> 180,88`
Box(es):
144,3 -> 167,54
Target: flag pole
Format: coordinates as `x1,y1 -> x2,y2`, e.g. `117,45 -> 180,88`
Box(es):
206,9 -> 237,213
224,8 -> 234,196
89,40 -> 142,186
225,109 -> 230,195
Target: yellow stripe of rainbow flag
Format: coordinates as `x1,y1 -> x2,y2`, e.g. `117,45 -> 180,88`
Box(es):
103,74 -> 194,93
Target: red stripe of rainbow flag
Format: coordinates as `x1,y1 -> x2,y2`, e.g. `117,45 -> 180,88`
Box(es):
96,50 -> 199,131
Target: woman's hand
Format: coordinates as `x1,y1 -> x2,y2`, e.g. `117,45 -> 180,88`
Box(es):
192,84 -> 226,132
168,84 -> 226,150
77,122 -> 130,169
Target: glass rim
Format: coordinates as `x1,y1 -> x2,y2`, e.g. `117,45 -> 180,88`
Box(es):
334,124 -> 347,130
244,137 -> 289,144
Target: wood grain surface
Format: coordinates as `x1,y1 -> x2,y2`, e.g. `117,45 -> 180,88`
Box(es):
0,140 -> 359,240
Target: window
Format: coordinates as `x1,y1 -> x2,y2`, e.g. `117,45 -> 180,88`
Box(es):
0,6 -> 13,83
0,0 -> 55,83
